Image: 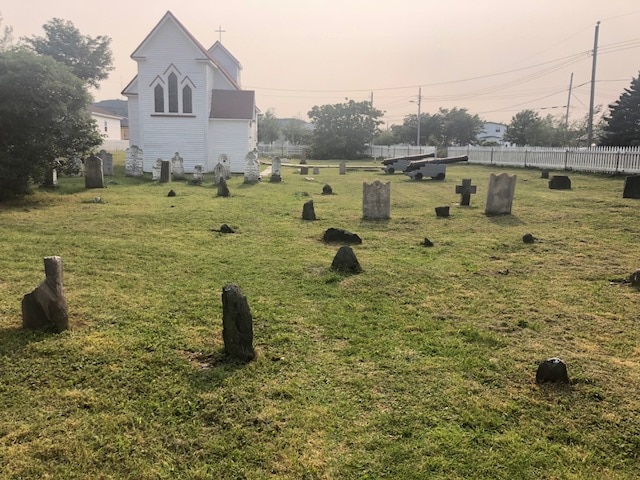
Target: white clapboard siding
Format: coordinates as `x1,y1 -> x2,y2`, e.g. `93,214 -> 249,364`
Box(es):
209,120 -> 253,173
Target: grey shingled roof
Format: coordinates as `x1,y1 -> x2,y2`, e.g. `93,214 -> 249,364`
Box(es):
210,90 -> 255,120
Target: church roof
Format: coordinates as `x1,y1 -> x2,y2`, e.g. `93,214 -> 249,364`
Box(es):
210,90 -> 255,120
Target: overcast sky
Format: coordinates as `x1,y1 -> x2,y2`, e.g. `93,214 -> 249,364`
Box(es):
3,0 -> 640,126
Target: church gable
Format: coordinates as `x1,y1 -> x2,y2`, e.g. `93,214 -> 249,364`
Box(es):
209,41 -> 242,86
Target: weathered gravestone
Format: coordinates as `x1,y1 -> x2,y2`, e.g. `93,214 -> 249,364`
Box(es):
217,177 -> 230,197
22,256 -> 69,332
192,164 -> 204,185
98,149 -> 114,176
221,284 -> 256,361
125,145 -> 144,177
455,179 -> 477,206
313,167 -> 320,175
218,154 -> 232,179
322,228 -> 362,245
523,233 -> 535,244
362,180 -> 391,219
160,160 -> 171,183
485,173 -> 517,215
85,156 -> 104,189
339,162 -> 347,175
213,163 -> 226,186
152,158 -> 163,181
167,189 -> 176,197
549,175 -> 571,190
302,200 -> 316,220
171,152 -> 185,180
299,159 -> 308,175
541,169 -> 550,179
629,269 -> 640,287
622,175 -> 640,199
331,246 -> 362,274
536,357 -> 570,384
270,157 -> 282,183
322,184 -> 333,195
435,206 -> 450,217
244,150 -> 260,184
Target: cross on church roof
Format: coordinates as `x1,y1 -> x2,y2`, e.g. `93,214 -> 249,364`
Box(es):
215,25 -> 226,43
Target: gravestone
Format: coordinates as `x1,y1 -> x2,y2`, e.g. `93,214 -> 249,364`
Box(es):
536,358 -> 570,384
362,180 -> 391,219
217,177 -> 230,197
299,159 -> 308,175
523,233 -> 535,244
218,154 -> 232,179
541,169 -> 550,179
98,149 -> 114,176
455,179 -> 477,206
125,146 -> 144,177
339,162 -> 347,175
302,200 -> 316,220
435,206 -> 450,217
160,160 -> 171,183
270,157 -> 282,183
22,256 -> 69,332
43,168 -> 58,188
213,163 -> 226,186
167,189 -> 176,197
322,184 -> 333,195
485,173 -> 517,216
629,269 -> 640,287
313,167 -> 320,175
622,175 -> 640,199
322,228 -> 362,245
221,284 -> 256,361
85,156 -> 104,189
152,158 -> 163,181
243,151 -> 260,184
422,237 -> 434,247
171,152 -> 185,180
192,164 -> 204,185
549,175 -> 571,190
331,246 -> 362,274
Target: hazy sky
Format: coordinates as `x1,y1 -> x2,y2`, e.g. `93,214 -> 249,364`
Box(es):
3,1 -> 640,126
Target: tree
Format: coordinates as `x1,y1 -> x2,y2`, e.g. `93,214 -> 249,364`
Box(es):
257,109 -> 280,144
374,129 -> 397,146
0,13 -> 13,51
282,117 -> 311,145
393,113 -> 442,146
307,99 -> 383,159
0,48 -> 102,200
24,18 -> 113,88
439,107 -> 484,146
600,73 -> 640,146
504,110 -> 546,146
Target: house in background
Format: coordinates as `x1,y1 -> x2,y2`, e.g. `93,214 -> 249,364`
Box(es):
122,11 -> 257,173
477,121 -> 508,145
89,105 -> 123,141
92,99 -> 129,140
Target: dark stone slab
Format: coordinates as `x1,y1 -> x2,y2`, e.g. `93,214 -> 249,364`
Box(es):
302,200 -> 316,220
422,237 -> 434,247
331,245 -> 362,274
630,269 -> 640,287
322,184 -> 333,195
435,206 -> 450,217
536,357 -> 569,384
221,284 -> 255,361
160,160 -> 171,183
167,189 -> 176,197
21,256 -> 69,332
523,233 -> 535,244
623,176 -> 640,199
541,169 -> 550,179
322,228 -> 362,245
270,173 -> 282,183
549,175 -> 571,190
217,177 -> 230,197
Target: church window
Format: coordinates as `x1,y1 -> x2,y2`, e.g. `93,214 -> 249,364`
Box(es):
168,72 -> 178,113
183,85 -> 192,114
154,84 -> 164,112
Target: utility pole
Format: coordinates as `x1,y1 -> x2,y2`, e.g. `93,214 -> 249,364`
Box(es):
587,21 -> 600,147
565,72 -> 573,127
416,87 -> 422,153
370,91 -> 374,158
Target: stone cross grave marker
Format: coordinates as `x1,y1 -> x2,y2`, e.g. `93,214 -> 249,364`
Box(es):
362,180 -> 391,219
455,178 -> 477,206
22,256 -> 69,332
98,149 -> 113,176
160,160 -> 171,183
484,173 -> 516,215
85,156 -> 104,189
244,150 -> 260,184
171,152 -> 185,180
125,146 -> 144,177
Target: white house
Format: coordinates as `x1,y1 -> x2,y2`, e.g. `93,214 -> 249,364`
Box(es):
122,11 -> 257,173
477,122 -> 508,145
89,106 -> 123,141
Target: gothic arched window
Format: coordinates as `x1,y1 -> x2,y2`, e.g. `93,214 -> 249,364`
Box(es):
182,85 -> 192,114
154,84 -> 164,113
168,72 -> 178,113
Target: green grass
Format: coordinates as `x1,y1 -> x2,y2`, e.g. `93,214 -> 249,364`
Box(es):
1,155 -> 639,479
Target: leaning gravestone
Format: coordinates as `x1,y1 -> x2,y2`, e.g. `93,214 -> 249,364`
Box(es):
125,146 -> 144,177
22,256 -> 69,332
171,152 -> 185,180
85,156 -> 104,189
270,157 -> 282,183
313,167 -> 320,175
331,246 -> 362,274
302,200 -> 316,220
622,175 -> 640,199
485,173 -> 517,215
549,175 -> 571,190
217,177 -> 230,197
213,163 -> 226,186
98,149 -> 113,176
339,162 -> 347,175
160,160 -> 171,183
362,180 -> 391,219
152,158 -> 162,181
243,151 -> 260,184
221,284 -> 256,361
192,164 -> 204,185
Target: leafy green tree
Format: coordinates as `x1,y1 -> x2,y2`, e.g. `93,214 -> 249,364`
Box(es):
282,117 -> 311,145
257,109 -> 280,144
374,129 -> 397,146
392,113 -> 442,146
504,110 -> 546,146
0,13 -> 13,51
307,99 -> 383,159
24,18 -> 113,88
0,48 -> 102,200
600,73 -> 640,146
439,107 -> 484,146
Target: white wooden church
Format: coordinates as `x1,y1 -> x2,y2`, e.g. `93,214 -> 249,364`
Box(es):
122,11 -> 257,173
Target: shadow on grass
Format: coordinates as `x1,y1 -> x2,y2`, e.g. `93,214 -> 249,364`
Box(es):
0,326 -> 52,356
184,348 -> 250,389
486,213 -> 526,226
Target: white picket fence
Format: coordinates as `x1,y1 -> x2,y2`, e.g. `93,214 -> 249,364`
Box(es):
259,143 -> 436,159
447,145 -> 640,174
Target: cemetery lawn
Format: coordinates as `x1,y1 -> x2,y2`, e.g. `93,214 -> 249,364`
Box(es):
1,156 -> 639,479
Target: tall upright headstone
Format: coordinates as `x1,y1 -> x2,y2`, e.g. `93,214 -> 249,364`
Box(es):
43,167 -> 58,188
270,157 -> 282,183
22,256 -> 69,332
171,152 -> 185,180
313,166 -> 320,175
160,160 -> 171,183
243,150 -> 260,184
218,154 -> 231,179
485,173 -> 517,215
339,162 -> 347,175
299,159 -> 308,175
125,145 -> 144,177
152,158 -> 163,181
221,284 -> 255,361
98,149 -> 114,176
85,156 -> 104,189
362,180 -> 391,219
213,163 -> 226,186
